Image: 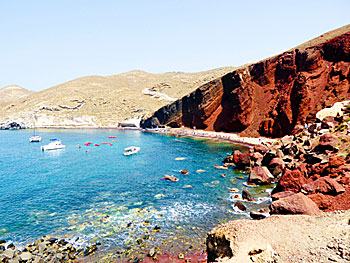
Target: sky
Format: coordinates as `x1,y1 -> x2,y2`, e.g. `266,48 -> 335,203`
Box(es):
0,0 -> 349,91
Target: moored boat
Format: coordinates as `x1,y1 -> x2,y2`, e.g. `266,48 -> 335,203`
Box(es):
41,139 -> 66,151
123,146 -> 140,156
29,128 -> 41,142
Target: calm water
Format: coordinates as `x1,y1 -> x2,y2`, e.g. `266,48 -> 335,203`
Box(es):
0,129 -> 270,259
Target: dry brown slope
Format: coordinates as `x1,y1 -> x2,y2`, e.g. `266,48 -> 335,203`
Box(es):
0,85 -> 33,107
0,67 -> 234,127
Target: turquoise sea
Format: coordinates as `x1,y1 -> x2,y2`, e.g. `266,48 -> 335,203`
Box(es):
0,129 -> 270,260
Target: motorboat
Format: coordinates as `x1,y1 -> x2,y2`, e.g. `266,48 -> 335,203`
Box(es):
123,146 -> 140,156
29,128 -> 41,142
41,139 -> 66,151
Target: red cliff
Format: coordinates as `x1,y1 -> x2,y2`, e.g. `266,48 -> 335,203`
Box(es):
141,25 -> 350,137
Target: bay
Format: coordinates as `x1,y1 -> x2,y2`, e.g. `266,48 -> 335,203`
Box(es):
0,129 -> 269,259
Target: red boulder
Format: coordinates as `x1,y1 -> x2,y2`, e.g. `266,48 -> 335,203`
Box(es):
301,177 -> 345,195
269,193 -> 321,215
248,166 -> 274,185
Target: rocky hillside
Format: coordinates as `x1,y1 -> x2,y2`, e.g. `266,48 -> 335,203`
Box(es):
141,25 -> 350,138
0,67 -> 234,128
0,85 -> 33,107
206,100 -> 350,262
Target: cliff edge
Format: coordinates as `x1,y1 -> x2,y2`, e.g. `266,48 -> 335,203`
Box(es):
141,25 -> 350,138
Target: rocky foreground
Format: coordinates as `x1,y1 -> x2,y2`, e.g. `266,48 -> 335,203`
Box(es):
207,210 -> 350,263
0,236 -> 99,263
206,101 -> 350,262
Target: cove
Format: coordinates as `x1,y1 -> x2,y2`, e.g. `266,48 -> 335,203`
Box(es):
0,129 -> 270,261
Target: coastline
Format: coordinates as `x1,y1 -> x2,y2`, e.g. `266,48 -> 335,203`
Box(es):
15,125 -> 277,147
142,127 -> 276,147
0,126 -> 275,262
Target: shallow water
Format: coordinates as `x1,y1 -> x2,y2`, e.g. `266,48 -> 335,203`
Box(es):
0,129 -> 271,260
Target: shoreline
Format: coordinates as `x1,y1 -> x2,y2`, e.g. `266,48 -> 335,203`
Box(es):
12,125 -> 276,147
142,127 -> 276,147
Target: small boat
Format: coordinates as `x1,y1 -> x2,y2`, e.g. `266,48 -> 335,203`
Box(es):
41,139 -> 66,151
29,128 -> 41,142
123,146 -> 140,156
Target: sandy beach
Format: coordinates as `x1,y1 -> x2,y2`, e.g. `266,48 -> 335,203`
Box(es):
142,127 -> 276,147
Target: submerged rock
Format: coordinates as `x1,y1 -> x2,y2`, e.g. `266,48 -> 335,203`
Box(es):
161,175 -> 179,182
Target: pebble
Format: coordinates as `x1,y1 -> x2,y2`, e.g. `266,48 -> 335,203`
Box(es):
19,252 -> 32,261
178,253 -> 185,259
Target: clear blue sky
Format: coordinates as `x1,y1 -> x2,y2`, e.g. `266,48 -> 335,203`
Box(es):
1,0 -> 349,91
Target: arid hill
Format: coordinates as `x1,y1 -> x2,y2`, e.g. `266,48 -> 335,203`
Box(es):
0,85 -> 33,107
141,25 -> 350,138
0,67 -> 234,128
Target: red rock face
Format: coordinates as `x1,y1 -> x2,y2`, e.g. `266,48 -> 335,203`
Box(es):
141,26 -> 350,137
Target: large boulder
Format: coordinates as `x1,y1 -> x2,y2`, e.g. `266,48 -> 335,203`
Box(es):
248,166 -> 274,184
313,133 -> 339,153
271,190 -> 296,201
272,163 -> 308,194
268,158 -> 285,178
233,150 -> 251,169
301,177 -> 345,195
328,155 -> 345,168
253,144 -> 269,154
242,189 -> 256,202
308,193 -> 331,210
251,152 -> 264,167
269,193 -> 321,215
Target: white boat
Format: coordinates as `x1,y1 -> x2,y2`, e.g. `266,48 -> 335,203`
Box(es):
41,139 -> 66,151
123,146 -> 140,156
29,128 -> 41,142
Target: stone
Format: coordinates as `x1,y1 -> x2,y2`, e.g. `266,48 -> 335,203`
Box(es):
272,164 -> 308,194
46,238 -> 58,244
271,190 -> 296,201
233,150 -> 251,169
3,248 -> 15,259
268,157 -> 285,177
234,201 -> 247,211
248,245 -> 278,263
313,133 -> 339,153
148,247 -> 156,257
304,153 -> 328,164
19,252 -> 33,261
281,135 -> 293,146
269,193 -> 321,215
83,245 -> 97,256
8,258 -> 19,263
161,175 -> 179,182
7,243 -> 15,249
328,155 -> 345,168
301,177 -> 345,195
180,169 -> 189,175
242,189 -> 256,202
249,166 -> 274,184
251,152 -> 264,166
253,144 -> 269,154
250,211 -> 269,220
308,193 -> 331,210
178,253 -> 185,259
